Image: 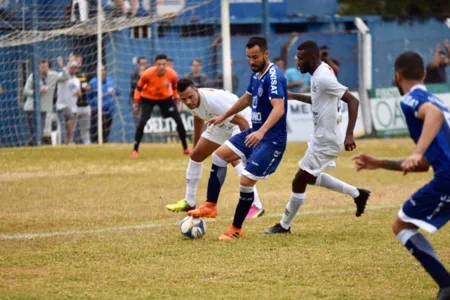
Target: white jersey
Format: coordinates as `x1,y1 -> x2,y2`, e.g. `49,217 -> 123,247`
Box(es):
190,88 -> 252,133
310,62 -> 348,155
56,75 -> 80,113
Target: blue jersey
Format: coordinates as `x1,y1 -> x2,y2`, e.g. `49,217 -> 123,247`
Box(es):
246,63 -> 288,143
400,85 -> 450,180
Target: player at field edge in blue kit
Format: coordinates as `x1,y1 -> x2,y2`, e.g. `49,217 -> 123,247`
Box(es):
353,51 -> 450,300
187,36 -> 288,240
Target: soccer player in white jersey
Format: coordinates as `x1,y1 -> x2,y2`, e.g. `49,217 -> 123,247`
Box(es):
165,78 -> 265,219
263,40 -> 371,234
354,52 -> 450,300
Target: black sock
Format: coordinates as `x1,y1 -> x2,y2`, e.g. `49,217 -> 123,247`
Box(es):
232,186 -> 254,229
206,163 -> 227,204
399,229 -> 450,288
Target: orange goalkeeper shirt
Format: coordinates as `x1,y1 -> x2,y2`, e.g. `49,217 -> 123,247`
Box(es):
134,66 -> 179,103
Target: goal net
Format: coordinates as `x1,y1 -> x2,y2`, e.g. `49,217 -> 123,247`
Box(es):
0,0 -> 221,146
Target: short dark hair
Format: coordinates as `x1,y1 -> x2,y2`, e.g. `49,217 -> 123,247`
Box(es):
320,45 -> 329,50
297,41 -> 320,58
273,56 -> 283,63
246,36 -> 268,52
191,58 -> 202,64
137,56 -> 147,63
40,59 -> 51,68
177,78 -> 195,93
155,54 -> 168,62
167,57 -> 174,62
394,51 -> 425,80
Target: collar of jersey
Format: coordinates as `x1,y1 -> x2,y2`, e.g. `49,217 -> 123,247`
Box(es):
257,63 -> 274,79
410,84 -> 427,93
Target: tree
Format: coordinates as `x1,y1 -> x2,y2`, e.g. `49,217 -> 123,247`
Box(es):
340,0 -> 450,19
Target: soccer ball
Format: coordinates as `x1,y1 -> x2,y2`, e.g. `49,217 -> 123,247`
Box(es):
180,216 -> 206,239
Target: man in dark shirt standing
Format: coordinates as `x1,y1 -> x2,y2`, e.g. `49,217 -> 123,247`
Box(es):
320,45 -> 341,77
130,56 -> 148,128
425,41 -> 450,84
73,54 -> 92,144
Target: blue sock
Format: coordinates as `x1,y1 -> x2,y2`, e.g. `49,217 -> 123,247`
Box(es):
232,185 -> 254,229
206,154 -> 227,204
398,229 -> 450,288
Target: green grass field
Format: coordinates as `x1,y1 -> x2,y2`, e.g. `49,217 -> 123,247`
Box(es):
1,139 -> 448,299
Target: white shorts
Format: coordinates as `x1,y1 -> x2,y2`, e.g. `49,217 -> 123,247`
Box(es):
298,146 -> 338,177
201,125 -> 240,145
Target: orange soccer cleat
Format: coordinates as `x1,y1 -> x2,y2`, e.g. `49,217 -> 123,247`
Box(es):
219,225 -> 243,240
131,150 -> 139,158
187,202 -> 217,218
183,148 -> 192,155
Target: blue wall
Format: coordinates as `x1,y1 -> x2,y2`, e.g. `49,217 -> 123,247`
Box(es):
368,19 -> 450,88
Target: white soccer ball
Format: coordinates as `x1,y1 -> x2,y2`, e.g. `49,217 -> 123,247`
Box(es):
180,216 -> 206,239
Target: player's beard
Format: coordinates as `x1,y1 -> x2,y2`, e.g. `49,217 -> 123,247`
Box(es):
394,76 -> 404,96
251,59 -> 267,73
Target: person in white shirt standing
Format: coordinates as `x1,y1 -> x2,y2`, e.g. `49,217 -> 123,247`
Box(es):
56,60 -> 81,144
264,40 -> 371,234
166,78 -> 265,219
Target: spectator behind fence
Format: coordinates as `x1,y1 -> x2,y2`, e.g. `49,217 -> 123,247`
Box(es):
424,40 -> 450,84
285,56 -> 311,93
23,57 -> 68,146
273,57 -> 286,74
87,65 -> 118,143
112,0 -> 138,17
130,56 -> 148,126
72,54 -> 92,144
56,59 -> 81,145
167,57 -> 174,69
183,58 -> 207,88
130,56 -> 148,106
320,45 -> 340,77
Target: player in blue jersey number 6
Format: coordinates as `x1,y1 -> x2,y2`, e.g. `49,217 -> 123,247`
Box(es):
187,36 -> 288,240
353,51 -> 450,300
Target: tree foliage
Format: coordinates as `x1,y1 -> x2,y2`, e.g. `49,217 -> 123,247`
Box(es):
340,0 -> 450,20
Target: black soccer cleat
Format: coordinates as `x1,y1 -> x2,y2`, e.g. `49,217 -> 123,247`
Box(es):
261,223 -> 291,234
354,188 -> 371,217
437,286 -> 450,300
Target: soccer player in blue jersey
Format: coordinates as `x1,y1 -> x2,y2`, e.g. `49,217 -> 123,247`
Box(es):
187,36 -> 288,240
353,51 -> 450,300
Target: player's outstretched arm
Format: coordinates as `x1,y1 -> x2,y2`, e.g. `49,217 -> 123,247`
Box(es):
206,93 -> 252,126
288,91 -> 311,104
230,113 -> 250,132
352,153 -> 430,173
401,102 -> 444,172
193,116 -> 205,149
341,91 -> 359,151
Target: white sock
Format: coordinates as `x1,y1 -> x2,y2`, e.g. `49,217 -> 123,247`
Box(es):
315,173 -> 360,198
280,192 -> 305,230
185,159 -> 203,207
234,163 -> 263,209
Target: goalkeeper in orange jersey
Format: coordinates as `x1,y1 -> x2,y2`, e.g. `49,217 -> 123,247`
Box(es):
131,54 -> 190,157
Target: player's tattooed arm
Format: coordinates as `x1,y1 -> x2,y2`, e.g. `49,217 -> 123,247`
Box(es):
353,153 -> 430,172
382,158 -> 430,172
287,91 -> 311,104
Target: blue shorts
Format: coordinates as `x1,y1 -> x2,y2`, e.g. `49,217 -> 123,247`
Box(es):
225,129 -> 286,180
398,178 -> 450,233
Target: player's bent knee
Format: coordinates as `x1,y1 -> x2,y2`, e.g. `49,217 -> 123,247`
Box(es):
240,175 -> 256,187
212,153 -> 227,167
392,217 -> 417,235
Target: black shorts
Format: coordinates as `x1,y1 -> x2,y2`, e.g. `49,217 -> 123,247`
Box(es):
140,97 -> 178,119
